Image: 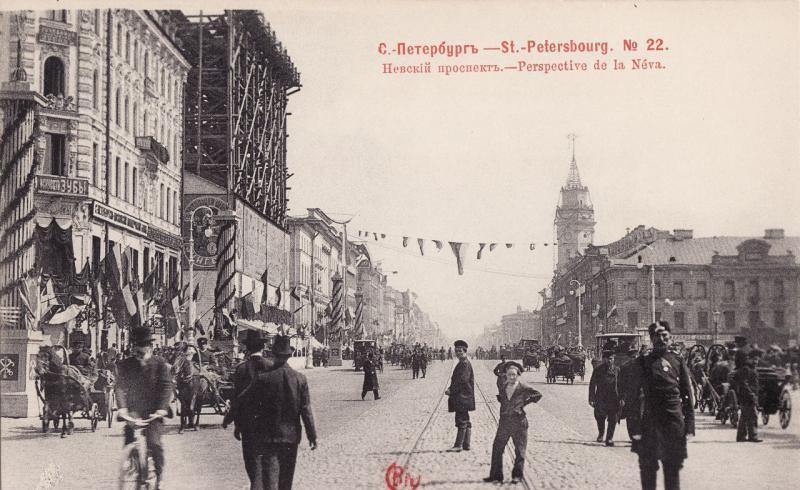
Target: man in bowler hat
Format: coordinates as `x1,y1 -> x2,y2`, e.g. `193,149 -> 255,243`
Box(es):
485,361 -> 542,484
115,326 -> 174,489
445,340 -> 475,452
625,321 -> 695,490
223,329 -> 275,487
246,335 -> 317,489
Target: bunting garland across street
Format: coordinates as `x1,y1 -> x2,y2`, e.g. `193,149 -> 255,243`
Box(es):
352,228 -> 557,276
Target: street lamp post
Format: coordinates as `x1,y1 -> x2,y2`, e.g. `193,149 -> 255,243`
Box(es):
712,309 -> 721,345
569,279 -> 584,347
637,244 -> 657,324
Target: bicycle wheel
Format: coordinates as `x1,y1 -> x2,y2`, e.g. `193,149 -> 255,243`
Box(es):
119,445 -> 143,490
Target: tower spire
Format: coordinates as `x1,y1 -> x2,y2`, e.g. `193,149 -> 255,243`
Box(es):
565,133 -> 582,189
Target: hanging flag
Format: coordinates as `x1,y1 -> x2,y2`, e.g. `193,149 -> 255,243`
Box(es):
345,307 -> 353,326
291,286 -> 302,302
477,243 -> 487,260
606,303 -> 617,319
142,267 -> 157,303
192,283 -> 200,301
373,233 -> 378,241
592,304 -> 601,318
274,282 -> 283,308
489,243 -> 497,252
433,240 -> 443,251
449,242 -> 469,276
16,272 -> 41,329
417,238 -> 425,256
41,278 -> 60,309
505,243 -> 513,249
194,319 -> 206,335
113,247 -> 137,316
402,237 -> 408,247
260,266 -> 269,306
380,233 -> 386,239
544,243 -> 548,247
530,243 -> 536,250
358,231 -> 362,237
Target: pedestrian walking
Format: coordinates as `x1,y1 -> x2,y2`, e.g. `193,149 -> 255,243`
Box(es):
361,351 -> 381,400
244,335 -> 318,489
411,346 -> 421,379
493,355 -> 509,396
589,350 -> 620,446
625,321 -> 695,490
445,340 -> 475,452
223,330 -> 275,487
484,361 -> 542,484
733,349 -> 762,442
420,348 -> 428,378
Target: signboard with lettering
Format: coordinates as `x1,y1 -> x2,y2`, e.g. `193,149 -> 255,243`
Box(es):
37,25 -> 77,46
0,354 -> 19,381
92,202 -> 148,236
147,227 -> 183,250
36,175 -> 89,196
183,196 -> 229,270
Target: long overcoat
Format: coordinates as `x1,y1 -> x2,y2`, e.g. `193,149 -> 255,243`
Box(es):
362,358 -> 379,391
448,358 -> 475,412
589,361 -> 620,413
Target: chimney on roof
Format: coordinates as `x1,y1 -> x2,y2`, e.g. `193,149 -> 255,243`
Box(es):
764,229 -> 784,239
673,229 -> 693,240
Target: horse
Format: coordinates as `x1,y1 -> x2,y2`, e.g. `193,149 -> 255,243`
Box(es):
172,353 -> 201,433
35,345 -> 92,438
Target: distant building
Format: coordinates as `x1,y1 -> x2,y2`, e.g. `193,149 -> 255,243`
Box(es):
555,148 -> 595,273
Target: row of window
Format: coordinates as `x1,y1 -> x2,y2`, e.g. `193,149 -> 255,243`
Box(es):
92,237 -> 178,286
92,10 -> 182,106
625,309 -> 786,330
624,279 -> 786,302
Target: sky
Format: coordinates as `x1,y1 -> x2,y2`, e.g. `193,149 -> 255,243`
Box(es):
12,0 -> 800,340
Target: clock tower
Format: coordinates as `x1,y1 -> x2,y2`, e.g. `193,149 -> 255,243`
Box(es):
555,140 -> 595,272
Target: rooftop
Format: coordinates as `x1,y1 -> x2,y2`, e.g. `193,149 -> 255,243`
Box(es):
611,235 -> 800,266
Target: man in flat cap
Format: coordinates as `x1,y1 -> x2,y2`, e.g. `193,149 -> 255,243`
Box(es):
625,321 -> 694,490
445,340 -> 475,452
589,350 -> 620,446
484,361 -> 542,484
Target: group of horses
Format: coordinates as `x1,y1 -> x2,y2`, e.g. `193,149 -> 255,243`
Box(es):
34,345 -> 233,437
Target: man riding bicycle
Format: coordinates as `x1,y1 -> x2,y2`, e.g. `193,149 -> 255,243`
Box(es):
115,326 -> 174,489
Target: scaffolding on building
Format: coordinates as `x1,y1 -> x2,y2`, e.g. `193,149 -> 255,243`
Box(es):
177,10 -> 300,227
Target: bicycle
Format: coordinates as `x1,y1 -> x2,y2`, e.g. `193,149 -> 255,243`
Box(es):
118,413 -> 163,490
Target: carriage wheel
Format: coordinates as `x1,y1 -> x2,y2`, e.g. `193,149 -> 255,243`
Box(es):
90,403 -> 99,432
779,389 -> 792,429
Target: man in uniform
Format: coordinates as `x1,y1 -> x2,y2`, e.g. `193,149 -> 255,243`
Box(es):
625,321 -> 694,490
445,340 -> 475,452
223,330 -> 275,487
411,345 -> 421,379
419,347 -> 428,378
589,350 -> 620,446
618,344 -> 645,442
115,326 -> 173,489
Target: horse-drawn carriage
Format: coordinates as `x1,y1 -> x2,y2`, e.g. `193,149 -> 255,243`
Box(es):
566,346 -> 587,381
545,348 -> 575,384
34,345 -> 114,437
170,345 -> 235,431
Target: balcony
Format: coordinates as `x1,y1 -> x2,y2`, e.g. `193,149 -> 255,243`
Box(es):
135,136 -> 170,165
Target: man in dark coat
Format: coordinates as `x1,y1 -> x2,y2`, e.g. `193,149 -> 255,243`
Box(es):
445,340 -> 475,452
411,347 -> 421,379
618,345 -> 646,441
362,351 -> 381,400
245,335 -> 317,489
733,350 -> 762,442
223,330 -> 275,487
589,350 -> 620,446
419,348 -> 428,378
625,322 -> 694,490
115,326 -> 173,489
485,362 -> 542,483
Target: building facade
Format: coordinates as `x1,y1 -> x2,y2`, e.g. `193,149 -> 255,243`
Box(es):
555,152 -> 595,273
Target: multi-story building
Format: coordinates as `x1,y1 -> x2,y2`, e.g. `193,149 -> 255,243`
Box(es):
500,306 -> 542,343
542,226 -> 800,350
0,8 -> 188,415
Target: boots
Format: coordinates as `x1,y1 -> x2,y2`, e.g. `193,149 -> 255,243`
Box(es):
462,428 -> 471,451
447,428 -> 465,452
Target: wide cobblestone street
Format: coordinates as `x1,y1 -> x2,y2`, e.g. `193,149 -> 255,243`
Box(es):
2,359 -> 799,489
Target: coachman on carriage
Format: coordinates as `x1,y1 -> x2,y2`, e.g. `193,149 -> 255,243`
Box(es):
34,344 -> 114,437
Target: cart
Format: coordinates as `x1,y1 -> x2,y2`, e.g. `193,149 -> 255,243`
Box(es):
757,366 -> 793,430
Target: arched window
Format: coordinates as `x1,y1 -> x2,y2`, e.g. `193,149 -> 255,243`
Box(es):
160,67 -> 165,95
115,88 -> 121,125
94,10 -> 101,36
133,41 -> 138,70
92,70 -> 99,109
133,103 -> 138,135
124,96 -> 130,131
166,189 -> 172,223
143,110 -> 148,134
43,57 -> 65,97
132,167 -> 138,206
48,10 -> 68,22
124,161 -> 129,201
173,190 -> 178,224
125,32 -> 131,63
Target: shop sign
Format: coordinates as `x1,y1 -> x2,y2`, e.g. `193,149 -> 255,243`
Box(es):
184,196 -> 228,269
91,202 -> 148,236
36,175 -> 88,196
147,227 -> 183,250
